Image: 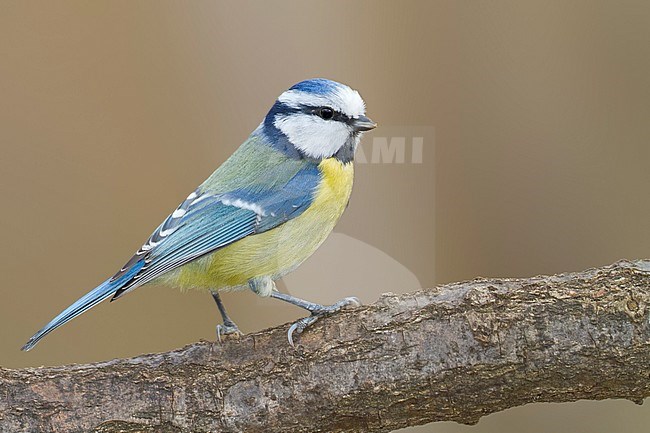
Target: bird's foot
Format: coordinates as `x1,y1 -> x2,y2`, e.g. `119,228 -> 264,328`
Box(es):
287,296 -> 361,347
216,320 -> 243,343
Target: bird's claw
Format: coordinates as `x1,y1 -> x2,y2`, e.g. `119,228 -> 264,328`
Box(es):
287,296 -> 362,348
287,316 -> 318,347
216,322 -> 242,343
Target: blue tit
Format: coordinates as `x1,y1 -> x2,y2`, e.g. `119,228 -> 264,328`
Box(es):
22,78 -> 376,351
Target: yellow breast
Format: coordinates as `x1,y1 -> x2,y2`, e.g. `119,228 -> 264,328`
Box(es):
170,158 -> 354,291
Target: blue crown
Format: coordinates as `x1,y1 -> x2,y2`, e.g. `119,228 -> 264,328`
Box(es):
289,78 -> 341,95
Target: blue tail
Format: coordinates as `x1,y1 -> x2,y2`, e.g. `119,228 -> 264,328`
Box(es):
21,262 -> 144,351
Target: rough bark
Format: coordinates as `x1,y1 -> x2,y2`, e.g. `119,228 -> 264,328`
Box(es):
1,260 -> 650,433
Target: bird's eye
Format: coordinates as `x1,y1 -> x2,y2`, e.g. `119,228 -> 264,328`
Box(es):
318,107 -> 335,120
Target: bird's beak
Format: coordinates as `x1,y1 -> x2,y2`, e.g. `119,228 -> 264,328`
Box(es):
351,115 -> 377,132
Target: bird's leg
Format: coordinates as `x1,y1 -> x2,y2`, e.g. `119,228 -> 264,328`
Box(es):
269,291 -> 361,347
248,276 -> 361,346
211,291 -> 242,342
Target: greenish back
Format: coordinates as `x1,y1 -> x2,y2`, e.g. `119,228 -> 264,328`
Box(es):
200,133 -> 314,194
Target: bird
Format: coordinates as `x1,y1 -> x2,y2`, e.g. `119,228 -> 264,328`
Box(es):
22,78 -> 376,351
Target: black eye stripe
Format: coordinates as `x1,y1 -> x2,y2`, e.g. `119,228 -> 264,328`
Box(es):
299,105 -> 352,123
331,111 -> 350,122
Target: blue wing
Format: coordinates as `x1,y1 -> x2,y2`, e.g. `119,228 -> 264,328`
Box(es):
22,164 -> 320,350
111,163 -> 321,298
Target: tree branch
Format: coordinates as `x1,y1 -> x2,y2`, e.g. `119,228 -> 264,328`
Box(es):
2,260 -> 650,433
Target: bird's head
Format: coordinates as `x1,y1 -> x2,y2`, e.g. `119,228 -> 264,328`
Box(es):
261,78 -> 376,162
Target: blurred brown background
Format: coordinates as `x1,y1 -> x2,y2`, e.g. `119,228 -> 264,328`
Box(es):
1,1 -> 649,432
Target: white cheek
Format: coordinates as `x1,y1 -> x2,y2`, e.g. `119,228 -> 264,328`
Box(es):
274,114 -> 350,159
